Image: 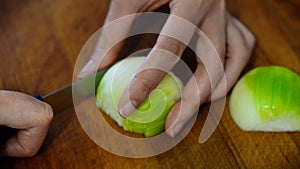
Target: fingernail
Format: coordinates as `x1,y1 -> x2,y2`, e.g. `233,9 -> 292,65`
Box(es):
119,100 -> 137,118
78,60 -> 95,78
169,123 -> 184,138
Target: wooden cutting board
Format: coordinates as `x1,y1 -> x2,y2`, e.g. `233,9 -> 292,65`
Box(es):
0,0 -> 299,168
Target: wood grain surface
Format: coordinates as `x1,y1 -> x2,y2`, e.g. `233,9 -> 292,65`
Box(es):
1,0 -> 300,168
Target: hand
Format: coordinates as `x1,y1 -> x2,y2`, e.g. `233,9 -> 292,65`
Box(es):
0,90 -> 53,157
79,0 -> 255,137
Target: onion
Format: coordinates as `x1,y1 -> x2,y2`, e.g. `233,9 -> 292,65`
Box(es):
96,57 -> 182,137
229,66 -> 300,131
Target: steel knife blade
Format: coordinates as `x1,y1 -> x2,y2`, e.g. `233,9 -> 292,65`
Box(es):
39,69 -> 107,114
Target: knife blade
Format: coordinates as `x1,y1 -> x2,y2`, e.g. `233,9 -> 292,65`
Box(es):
40,69 -> 107,114
0,69 -> 107,144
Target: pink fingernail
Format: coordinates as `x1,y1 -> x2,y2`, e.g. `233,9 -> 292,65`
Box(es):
119,100 -> 137,118
169,123 -> 184,138
78,60 -> 95,78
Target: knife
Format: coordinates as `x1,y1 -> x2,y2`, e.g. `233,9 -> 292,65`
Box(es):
39,69 -> 107,114
0,69 -> 107,144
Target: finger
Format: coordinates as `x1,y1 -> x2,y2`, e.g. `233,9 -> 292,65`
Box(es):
78,1 -> 139,78
165,32 -> 225,137
117,0 -> 209,118
198,0 -> 226,58
180,1 -> 226,103
211,15 -> 255,100
0,91 -> 53,157
165,65 -> 210,137
165,2 -> 227,136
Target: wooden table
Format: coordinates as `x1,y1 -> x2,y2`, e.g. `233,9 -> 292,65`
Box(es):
1,0 -> 300,168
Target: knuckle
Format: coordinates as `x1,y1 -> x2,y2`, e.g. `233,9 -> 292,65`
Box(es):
155,37 -> 184,56
134,75 -> 154,93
